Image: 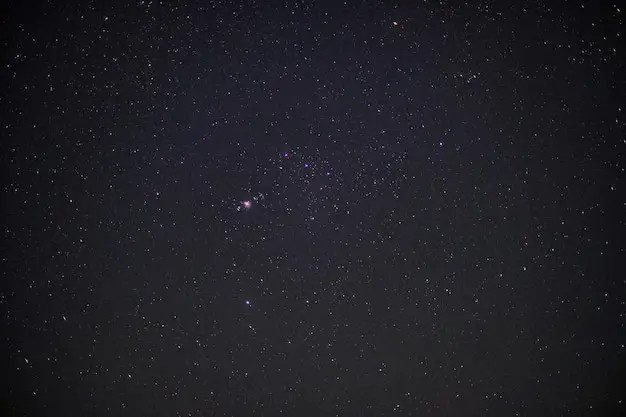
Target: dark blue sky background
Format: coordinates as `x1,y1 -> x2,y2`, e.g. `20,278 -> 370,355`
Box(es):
2,1 -> 624,416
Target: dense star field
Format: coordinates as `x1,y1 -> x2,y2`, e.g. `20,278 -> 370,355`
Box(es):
1,1 -> 624,416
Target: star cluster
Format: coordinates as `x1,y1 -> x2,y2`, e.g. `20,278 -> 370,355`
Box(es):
1,1 -> 625,416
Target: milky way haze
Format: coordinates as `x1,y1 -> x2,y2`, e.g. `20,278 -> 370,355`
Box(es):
2,1 -> 624,416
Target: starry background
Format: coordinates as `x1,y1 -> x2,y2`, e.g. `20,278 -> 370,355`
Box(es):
1,1 -> 625,416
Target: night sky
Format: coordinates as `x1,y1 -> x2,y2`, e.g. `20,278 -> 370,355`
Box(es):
2,1 -> 625,416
